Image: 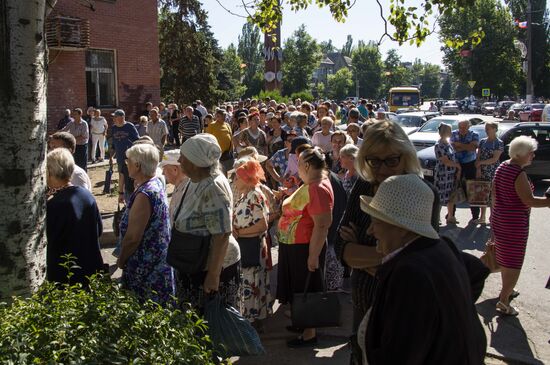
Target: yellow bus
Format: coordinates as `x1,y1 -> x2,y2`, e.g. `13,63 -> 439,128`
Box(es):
388,87 -> 421,112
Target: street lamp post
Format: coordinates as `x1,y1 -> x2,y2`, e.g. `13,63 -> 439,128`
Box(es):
525,0 -> 534,103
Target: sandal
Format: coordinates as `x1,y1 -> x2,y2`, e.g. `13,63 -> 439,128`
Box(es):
446,216 -> 459,224
496,301 -> 519,316
509,289 -> 520,301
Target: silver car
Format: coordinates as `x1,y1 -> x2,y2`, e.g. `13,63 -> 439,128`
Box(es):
441,101 -> 460,115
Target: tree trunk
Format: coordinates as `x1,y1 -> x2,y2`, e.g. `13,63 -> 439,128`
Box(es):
0,0 -> 48,299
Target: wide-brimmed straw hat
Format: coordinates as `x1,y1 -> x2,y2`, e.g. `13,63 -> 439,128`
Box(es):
359,174 -> 439,240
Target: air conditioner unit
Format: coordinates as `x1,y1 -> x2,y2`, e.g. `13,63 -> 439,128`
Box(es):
46,16 -> 90,50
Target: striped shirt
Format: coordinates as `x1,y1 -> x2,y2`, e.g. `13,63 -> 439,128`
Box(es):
62,120 -> 89,145
178,115 -> 202,141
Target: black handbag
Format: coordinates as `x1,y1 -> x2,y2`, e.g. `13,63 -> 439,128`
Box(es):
166,183 -> 211,275
236,236 -> 261,268
291,268 -> 342,328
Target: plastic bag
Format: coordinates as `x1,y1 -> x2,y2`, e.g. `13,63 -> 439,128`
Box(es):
204,294 -> 265,357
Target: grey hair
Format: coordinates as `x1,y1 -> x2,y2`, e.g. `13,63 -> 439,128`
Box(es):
47,148 -> 74,181
356,120 -> 422,182
509,136 -> 538,159
339,144 -> 359,158
126,144 -> 160,177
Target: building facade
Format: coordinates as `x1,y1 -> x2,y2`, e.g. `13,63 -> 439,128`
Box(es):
46,0 -> 160,131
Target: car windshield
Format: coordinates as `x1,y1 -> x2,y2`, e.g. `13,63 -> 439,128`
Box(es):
418,118 -> 460,132
395,115 -> 425,127
531,104 -> 545,110
445,101 -> 457,106
511,103 -> 523,109
483,102 -> 496,107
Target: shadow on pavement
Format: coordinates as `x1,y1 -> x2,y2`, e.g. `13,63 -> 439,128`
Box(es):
477,298 -> 544,365
440,221 -> 491,251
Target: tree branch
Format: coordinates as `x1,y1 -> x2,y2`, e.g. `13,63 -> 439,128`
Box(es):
214,0 -> 248,19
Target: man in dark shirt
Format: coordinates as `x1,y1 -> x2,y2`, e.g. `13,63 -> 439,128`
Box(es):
110,109 -> 139,203
57,109 -> 73,130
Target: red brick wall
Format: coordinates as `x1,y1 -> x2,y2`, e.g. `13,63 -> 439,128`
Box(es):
47,0 -> 160,131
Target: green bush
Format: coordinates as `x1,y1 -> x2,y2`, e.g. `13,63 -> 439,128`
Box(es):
0,269 -> 222,364
289,91 -> 315,103
255,89 -> 288,103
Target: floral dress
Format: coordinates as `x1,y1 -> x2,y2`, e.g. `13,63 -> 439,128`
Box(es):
120,177 -> 175,305
478,138 -> 504,181
233,188 -> 273,321
434,141 -> 458,205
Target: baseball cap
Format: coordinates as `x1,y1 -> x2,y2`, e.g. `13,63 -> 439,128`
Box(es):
111,109 -> 125,117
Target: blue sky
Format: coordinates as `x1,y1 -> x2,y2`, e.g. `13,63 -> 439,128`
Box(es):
201,0 -> 446,66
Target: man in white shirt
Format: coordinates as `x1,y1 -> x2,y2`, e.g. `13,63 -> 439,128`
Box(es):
195,99 -> 208,119
90,108 -> 108,162
48,132 -> 92,192
147,108 -> 169,150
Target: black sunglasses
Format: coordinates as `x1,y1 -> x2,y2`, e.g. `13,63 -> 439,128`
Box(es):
365,155 -> 401,169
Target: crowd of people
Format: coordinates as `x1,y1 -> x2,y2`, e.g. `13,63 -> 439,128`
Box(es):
45,96 -> 550,363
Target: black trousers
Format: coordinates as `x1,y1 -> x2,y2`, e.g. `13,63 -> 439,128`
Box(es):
458,160 -> 480,219
171,120 -> 180,146
74,144 -> 88,171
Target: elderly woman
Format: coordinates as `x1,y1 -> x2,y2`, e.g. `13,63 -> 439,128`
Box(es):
358,174 -> 486,364
475,121 -> 504,224
335,120 -> 440,365
239,112 -> 268,156
116,144 -> 174,305
172,134 -> 241,312
311,117 -> 334,153
339,144 -> 359,196
491,136 -> 550,316
267,116 -> 286,157
46,148 -> 104,285
160,149 -> 188,223
434,123 -> 462,225
232,158 -> 273,328
346,123 -> 363,147
327,130 -> 350,176
277,146 -> 334,348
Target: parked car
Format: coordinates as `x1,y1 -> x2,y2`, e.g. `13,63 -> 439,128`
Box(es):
408,115 -> 484,151
508,103 -> 525,118
493,101 -> 515,118
441,101 -> 460,115
518,103 -> 546,122
466,101 -> 482,114
481,102 -> 497,115
542,104 -> 550,122
396,107 -> 420,114
417,122 -> 550,181
393,112 -> 429,134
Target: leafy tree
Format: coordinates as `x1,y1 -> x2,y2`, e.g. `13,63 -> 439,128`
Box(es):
320,40 -> 336,54
382,49 -> 411,90
440,75 -> 453,99
341,35 -> 354,57
159,1 -> 222,107
327,67 -> 353,99
281,25 -> 321,96
237,23 -> 264,98
351,41 -> 383,98
248,0 -> 478,46
217,44 -> 246,101
439,0 -> 523,98
505,0 -> 550,97
421,63 -> 442,98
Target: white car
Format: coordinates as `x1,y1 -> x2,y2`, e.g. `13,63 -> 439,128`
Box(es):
408,115 -> 483,151
441,101 -> 460,115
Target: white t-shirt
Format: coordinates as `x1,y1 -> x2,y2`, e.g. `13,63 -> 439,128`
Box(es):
90,117 -> 107,134
71,165 -> 92,192
312,131 -> 333,152
174,171 -> 240,268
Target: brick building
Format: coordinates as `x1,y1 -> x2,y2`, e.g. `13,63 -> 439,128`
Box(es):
46,0 -> 160,131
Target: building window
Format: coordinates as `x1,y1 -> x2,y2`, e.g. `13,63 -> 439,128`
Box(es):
85,49 -> 116,107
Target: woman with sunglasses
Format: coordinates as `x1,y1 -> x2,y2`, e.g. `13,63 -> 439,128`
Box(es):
334,120 -> 440,365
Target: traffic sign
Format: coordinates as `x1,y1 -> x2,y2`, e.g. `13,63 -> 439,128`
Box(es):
482,88 -> 490,97
468,80 -> 476,88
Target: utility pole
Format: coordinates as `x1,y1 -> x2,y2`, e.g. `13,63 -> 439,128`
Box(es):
526,0 -> 534,103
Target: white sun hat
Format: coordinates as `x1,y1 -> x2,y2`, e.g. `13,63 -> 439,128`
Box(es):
360,174 -> 439,240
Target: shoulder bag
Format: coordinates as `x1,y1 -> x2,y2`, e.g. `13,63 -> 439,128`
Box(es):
291,267 -> 342,328
166,183 -> 212,275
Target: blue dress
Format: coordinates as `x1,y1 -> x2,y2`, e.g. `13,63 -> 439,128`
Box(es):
120,177 -> 175,305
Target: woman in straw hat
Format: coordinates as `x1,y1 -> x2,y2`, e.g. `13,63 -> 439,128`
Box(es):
358,174 -> 486,364
334,120 -> 440,364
